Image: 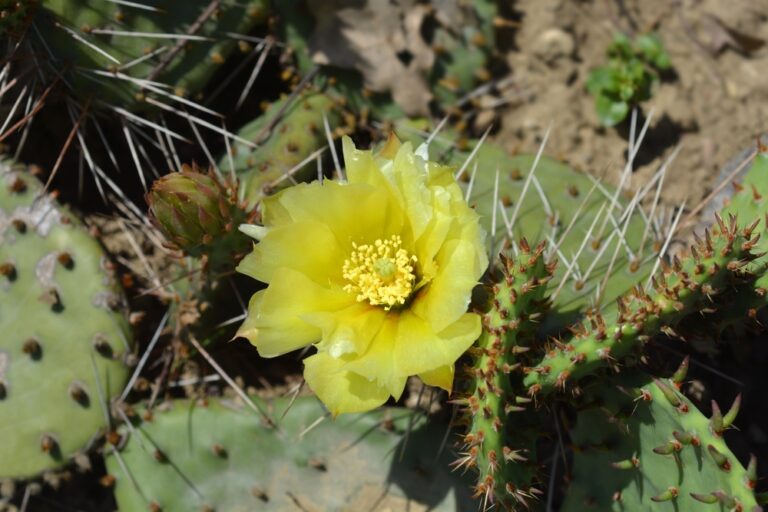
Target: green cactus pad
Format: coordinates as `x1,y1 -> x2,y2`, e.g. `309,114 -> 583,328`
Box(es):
523,213 -> 764,396
106,396 -> 474,511
0,159 -> 132,479
454,241 -> 554,510
224,90 -> 341,208
28,0 -> 268,105
722,147 -> 768,277
429,0 -> 497,107
563,373 -> 760,511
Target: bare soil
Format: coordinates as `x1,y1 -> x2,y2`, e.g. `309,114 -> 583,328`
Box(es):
494,0 -> 768,208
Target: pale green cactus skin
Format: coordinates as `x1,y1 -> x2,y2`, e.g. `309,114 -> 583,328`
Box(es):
106,396 -> 475,511
0,159 -> 132,479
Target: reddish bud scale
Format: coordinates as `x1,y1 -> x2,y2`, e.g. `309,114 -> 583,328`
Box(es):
146,166 -> 251,267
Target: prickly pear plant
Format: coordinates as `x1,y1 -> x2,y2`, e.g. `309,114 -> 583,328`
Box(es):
147,164 -> 252,269
522,212 -> 765,397
224,89 -> 343,208
447,132 -> 768,510
0,0 -> 279,198
144,166 -> 254,349
453,241 -> 554,509
7,1 -> 269,105
564,372 -> 760,511
394,120 -> 661,329
106,396 -> 475,511
0,158 -> 132,480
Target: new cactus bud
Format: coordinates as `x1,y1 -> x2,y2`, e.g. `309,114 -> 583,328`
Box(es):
147,167 -> 238,256
147,166 -> 254,272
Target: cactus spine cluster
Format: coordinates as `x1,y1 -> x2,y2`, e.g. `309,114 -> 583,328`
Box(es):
523,213 -> 765,397
454,241 -> 554,509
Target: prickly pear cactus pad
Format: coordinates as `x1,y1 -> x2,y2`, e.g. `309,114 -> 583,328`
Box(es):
225,90 -> 342,208
0,160 -> 132,479
106,396 -> 475,511
523,213 -> 764,396
563,373 -> 761,511
27,0 -> 269,104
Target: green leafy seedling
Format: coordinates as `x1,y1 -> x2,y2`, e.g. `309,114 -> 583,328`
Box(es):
586,33 -> 671,126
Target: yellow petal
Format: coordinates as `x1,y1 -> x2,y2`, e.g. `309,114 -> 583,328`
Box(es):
237,268 -> 353,357
234,289 -> 265,342
392,142 -> 433,241
235,221 -> 345,285
341,315 -> 407,398
377,132 -> 402,160
413,238 -> 484,332
261,191 -> 294,227
419,365 -> 455,393
394,311 -> 480,377
304,303 -> 387,358
304,352 -> 390,416
272,180 -> 403,248
412,186 -> 452,280
342,136 -> 391,189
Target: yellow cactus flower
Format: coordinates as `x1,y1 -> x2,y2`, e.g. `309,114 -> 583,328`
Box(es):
236,135 -> 488,415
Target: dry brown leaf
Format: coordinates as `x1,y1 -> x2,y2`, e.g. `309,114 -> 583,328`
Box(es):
307,0 -> 435,116
701,13 -> 765,56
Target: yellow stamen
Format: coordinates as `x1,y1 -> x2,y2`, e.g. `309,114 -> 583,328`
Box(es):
342,235 -> 417,310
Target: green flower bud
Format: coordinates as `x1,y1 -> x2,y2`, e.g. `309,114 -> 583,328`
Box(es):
147,167 -> 237,258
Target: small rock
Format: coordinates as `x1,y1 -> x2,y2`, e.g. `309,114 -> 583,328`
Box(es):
532,28 -> 575,64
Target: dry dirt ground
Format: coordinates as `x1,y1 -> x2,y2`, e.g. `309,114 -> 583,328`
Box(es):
494,0 -> 768,209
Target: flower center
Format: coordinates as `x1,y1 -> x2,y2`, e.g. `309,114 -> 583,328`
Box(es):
342,235 -> 417,310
